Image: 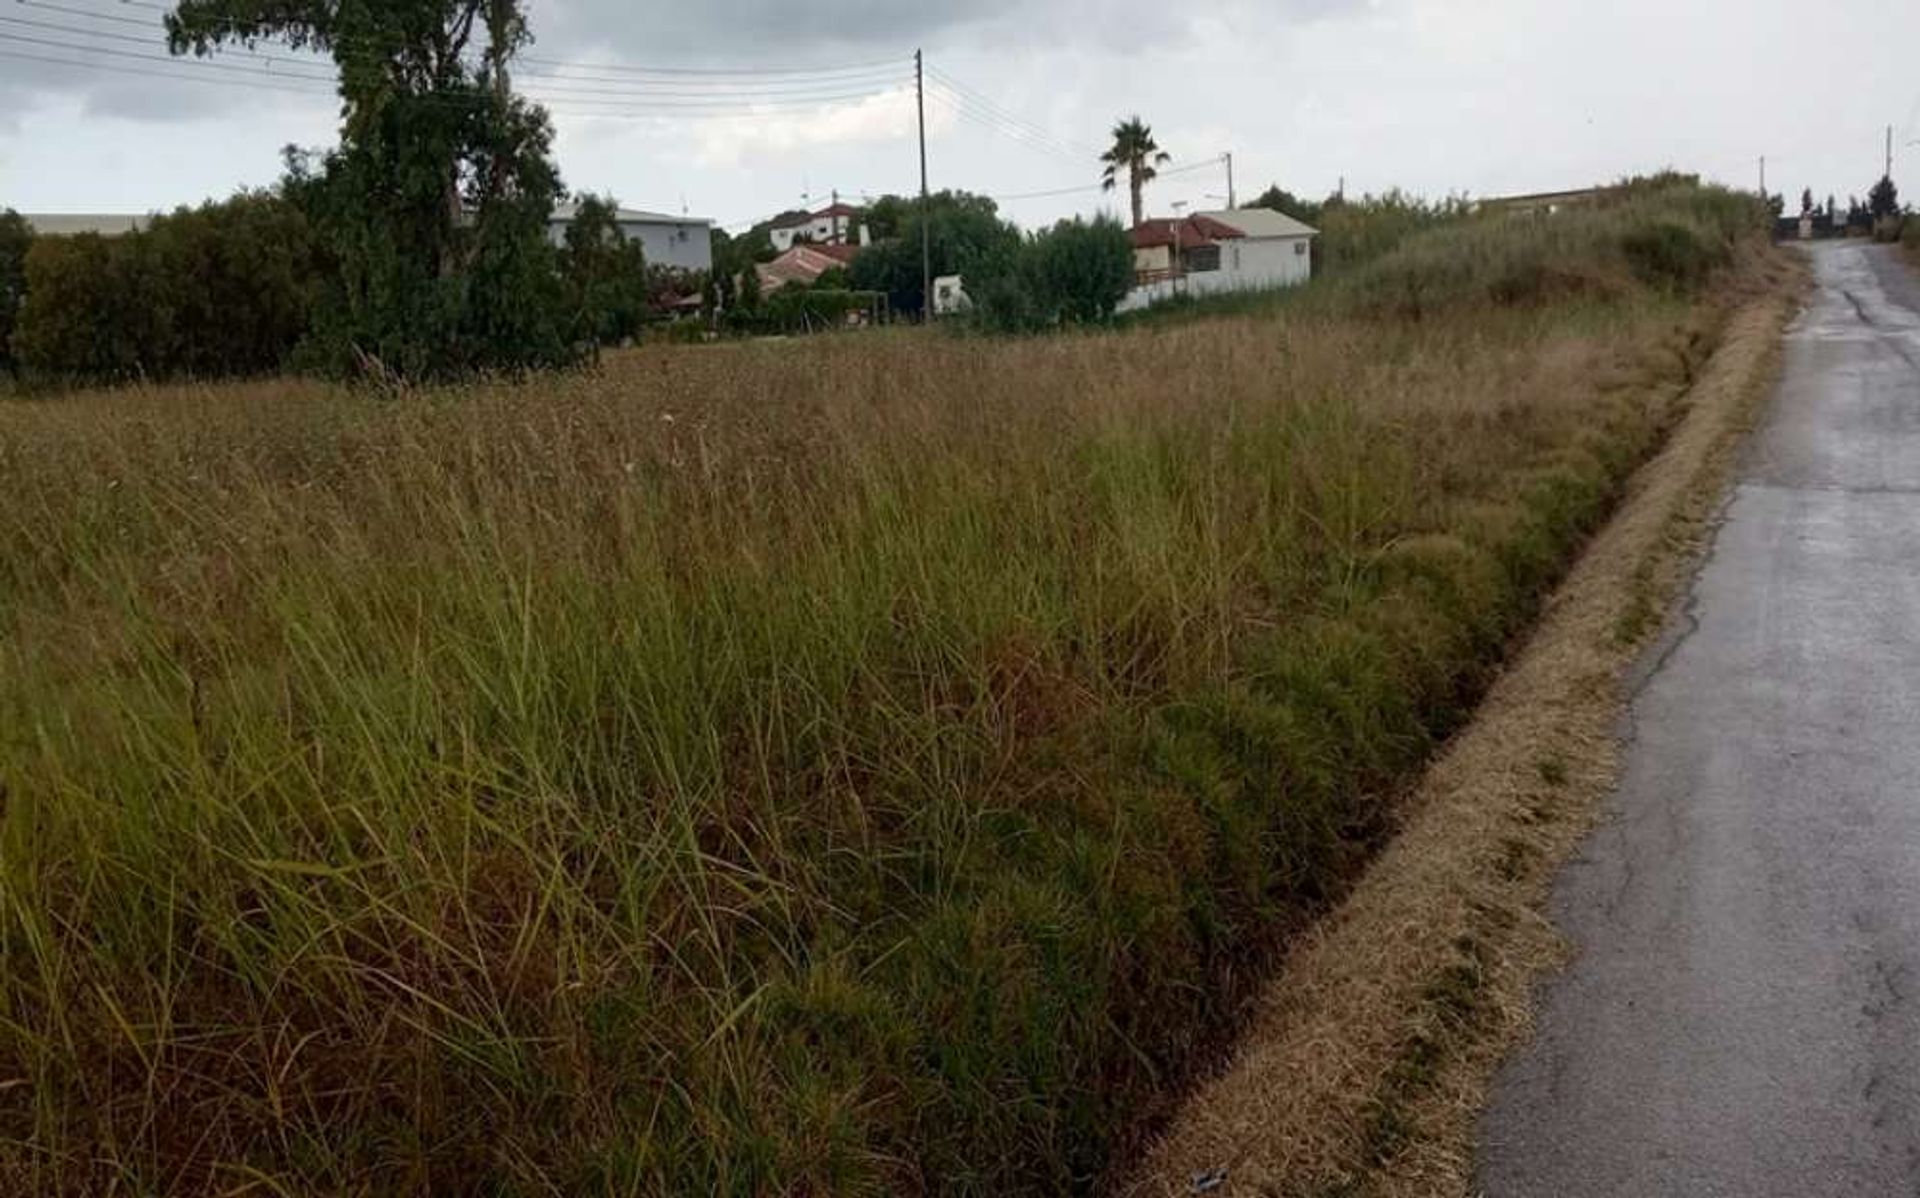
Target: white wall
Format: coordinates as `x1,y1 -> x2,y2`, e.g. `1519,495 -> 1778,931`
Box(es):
771,214 -> 855,252
1118,236 -> 1314,313
545,219 -> 713,273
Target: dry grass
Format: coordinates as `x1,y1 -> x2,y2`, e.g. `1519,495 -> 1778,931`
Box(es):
1121,246 -> 1804,1198
0,188 -> 1766,1195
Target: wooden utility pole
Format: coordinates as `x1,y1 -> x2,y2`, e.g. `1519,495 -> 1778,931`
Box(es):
1759,155 -> 1767,198
916,49 -> 932,322
1224,152 -> 1236,208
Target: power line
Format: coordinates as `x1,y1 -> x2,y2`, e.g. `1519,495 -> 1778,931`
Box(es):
0,46 -> 329,96
5,14 -> 916,97
926,85 -> 1088,171
926,65 -> 1096,160
0,30 -> 915,114
29,0 -> 914,82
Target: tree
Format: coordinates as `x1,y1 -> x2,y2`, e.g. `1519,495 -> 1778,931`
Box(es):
168,0 -> 573,381
1801,188 -> 1815,216
970,216 -> 1133,333
0,210 -> 30,376
1247,185 -> 1323,227
737,260 -> 763,312
559,195 -> 648,355
1869,175 -> 1900,220
1100,116 -> 1170,229
849,190 -> 1018,319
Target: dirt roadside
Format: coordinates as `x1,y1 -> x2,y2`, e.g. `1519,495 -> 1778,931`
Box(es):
1120,248 -> 1808,1198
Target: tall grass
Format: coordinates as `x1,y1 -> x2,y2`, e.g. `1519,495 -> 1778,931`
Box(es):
0,184 -> 1763,1194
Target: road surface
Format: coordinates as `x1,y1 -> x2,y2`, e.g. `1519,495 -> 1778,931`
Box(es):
1477,241 -> 1920,1196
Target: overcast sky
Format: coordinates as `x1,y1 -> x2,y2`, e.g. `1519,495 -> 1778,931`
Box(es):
3,0 -> 1918,231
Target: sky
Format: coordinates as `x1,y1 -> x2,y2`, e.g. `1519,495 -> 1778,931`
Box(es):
2,0 -> 1919,233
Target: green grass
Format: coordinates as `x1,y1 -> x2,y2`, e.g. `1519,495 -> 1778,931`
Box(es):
0,184 -> 1763,1195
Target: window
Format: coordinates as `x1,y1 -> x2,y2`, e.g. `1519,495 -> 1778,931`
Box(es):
1184,244 -> 1221,273
1294,241 -> 1308,256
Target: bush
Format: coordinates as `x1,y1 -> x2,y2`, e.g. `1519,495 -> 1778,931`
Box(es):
1327,180 -> 1759,318
972,216 -> 1133,332
559,194 -> 649,353
12,193 -> 320,383
0,209 -> 28,376
1621,219 -> 1726,289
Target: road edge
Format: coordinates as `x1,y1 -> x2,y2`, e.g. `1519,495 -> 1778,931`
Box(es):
1120,247 -> 1809,1198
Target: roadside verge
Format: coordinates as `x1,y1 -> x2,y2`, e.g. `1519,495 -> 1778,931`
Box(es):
1122,248 -> 1807,1198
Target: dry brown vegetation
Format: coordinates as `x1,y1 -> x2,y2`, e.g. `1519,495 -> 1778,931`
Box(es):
1126,248 -> 1802,1198
0,185 -> 1764,1195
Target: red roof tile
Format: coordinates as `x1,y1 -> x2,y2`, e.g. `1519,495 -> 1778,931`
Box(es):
1129,215 -> 1246,249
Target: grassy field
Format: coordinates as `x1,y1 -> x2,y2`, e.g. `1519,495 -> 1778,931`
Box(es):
0,184 -> 1761,1195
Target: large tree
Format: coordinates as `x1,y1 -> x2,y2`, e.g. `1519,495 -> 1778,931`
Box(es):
1869,174 -> 1900,220
167,0 -> 573,380
1100,116 -> 1170,229
848,190 -> 1018,319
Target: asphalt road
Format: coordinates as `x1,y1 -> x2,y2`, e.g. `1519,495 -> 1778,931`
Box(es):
1477,241 -> 1920,1197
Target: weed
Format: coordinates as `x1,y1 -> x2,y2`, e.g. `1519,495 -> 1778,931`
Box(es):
0,183 -> 1763,1194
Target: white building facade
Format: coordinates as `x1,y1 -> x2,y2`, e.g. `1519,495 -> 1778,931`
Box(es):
769,203 -> 867,252
547,204 -> 713,274
1118,208 -> 1317,313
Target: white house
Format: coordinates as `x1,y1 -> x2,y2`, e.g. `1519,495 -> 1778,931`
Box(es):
1118,208 -> 1318,313
769,202 -> 868,252
548,204 -> 713,274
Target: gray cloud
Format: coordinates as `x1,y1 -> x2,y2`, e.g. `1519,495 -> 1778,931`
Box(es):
529,0 -> 1367,61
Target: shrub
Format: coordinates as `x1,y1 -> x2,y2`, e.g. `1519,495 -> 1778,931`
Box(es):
11,193 -> 320,383
559,194 -> 650,353
1621,219 -> 1724,290
972,216 -> 1134,332
0,209 -> 27,375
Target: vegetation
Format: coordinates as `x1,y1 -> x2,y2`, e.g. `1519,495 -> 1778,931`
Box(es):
0,181 -> 1764,1195
1870,173 -> 1900,220
850,190 -> 1018,319
558,195 -> 651,355
970,215 -> 1135,331
1100,116 -> 1171,229
0,210 -> 30,377
11,193 -> 321,383
169,0 -> 575,382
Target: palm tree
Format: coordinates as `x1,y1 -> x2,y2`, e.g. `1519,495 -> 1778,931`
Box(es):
1100,116 -> 1171,229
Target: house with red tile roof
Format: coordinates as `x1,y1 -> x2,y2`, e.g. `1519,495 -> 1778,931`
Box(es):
755,242 -> 862,293
769,201 -> 869,252
1119,207 -> 1318,312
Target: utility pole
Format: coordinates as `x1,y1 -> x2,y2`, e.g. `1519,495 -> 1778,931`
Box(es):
1224,152 -> 1236,208
1887,125 -> 1895,181
1758,155 -> 1766,198
915,49 -> 932,323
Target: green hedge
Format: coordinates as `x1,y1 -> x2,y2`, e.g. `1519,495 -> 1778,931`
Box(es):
12,193 -> 321,383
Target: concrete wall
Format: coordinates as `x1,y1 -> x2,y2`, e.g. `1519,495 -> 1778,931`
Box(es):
546,219 -> 713,274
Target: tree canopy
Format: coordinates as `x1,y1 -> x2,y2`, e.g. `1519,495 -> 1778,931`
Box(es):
168,0 -> 574,380
1869,174 -> 1900,220
0,210 -> 30,376
849,190 -> 1018,319
1100,117 -> 1170,229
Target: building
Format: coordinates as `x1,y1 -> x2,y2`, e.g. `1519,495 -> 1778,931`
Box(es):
755,242 -> 861,293
1473,188 -> 1604,217
769,202 -> 867,252
20,214 -> 150,237
1118,208 -> 1318,312
932,274 -> 971,317
547,204 -> 713,274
